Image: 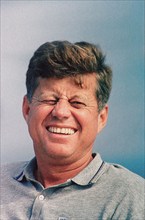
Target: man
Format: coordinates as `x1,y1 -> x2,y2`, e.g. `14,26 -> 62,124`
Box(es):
1,41 -> 144,219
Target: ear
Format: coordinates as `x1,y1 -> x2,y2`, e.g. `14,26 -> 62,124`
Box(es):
22,95 -> 30,123
97,105 -> 109,134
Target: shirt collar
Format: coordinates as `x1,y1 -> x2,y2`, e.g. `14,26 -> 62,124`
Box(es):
14,153 -> 106,186
71,153 -> 105,186
14,157 -> 37,181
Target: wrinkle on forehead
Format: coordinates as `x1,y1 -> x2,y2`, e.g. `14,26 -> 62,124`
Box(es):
32,74 -> 98,108
35,74 -> 97,98
37,73 -> 97,88
37,92 -> 89,103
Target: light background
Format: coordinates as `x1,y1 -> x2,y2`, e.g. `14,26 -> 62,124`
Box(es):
1,1 -> 144,178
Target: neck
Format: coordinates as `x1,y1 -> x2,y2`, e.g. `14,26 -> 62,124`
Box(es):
35,153 -> 93,188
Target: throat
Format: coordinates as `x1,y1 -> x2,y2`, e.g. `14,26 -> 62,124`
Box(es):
35,170 -> 69,188
35,155 -> 93,188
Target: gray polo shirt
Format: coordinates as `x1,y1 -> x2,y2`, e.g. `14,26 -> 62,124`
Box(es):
1,153 -> 144,220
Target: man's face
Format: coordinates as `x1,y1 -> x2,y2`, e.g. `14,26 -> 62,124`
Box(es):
23,74 -> 108,163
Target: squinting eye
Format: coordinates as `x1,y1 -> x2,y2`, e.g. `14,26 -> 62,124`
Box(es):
39,99 -> 58,105
70,101 -> 86,109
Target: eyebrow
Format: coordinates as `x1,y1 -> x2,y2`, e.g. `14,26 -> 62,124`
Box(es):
69,95 -> 88,101
37,92 -> 88,101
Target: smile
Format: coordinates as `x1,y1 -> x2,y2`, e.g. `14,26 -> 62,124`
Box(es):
48,127 -> 76,135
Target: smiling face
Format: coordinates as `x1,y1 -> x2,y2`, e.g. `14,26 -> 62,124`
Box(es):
23,73 -> 108,164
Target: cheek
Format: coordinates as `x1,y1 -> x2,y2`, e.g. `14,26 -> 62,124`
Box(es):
27,110 -> 46,143
28,106 -> 52,123
26,110 -> 44,138
74,109 -> 99,131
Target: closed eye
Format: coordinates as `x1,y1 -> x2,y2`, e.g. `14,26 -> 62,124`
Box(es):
70,101 -> 86,109
39,99 -> 58,105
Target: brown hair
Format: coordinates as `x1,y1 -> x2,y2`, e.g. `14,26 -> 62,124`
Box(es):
26,41 -> 112,111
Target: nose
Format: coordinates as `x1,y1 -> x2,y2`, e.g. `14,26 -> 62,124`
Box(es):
51,99 -> 71,119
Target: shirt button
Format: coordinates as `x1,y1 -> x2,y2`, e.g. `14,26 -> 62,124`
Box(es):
39,195 -> 44,201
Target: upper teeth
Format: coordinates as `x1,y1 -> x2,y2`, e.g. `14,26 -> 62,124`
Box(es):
48,127 -> 75,135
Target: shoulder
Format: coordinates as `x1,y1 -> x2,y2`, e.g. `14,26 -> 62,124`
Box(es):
104,163 -> 145,219
93,161 -> 145,202
106,163 -> 144,186
91,162 -> 144,219
1,161 -> 29,202
101,162 -> 144,203
1,161 -> 28,180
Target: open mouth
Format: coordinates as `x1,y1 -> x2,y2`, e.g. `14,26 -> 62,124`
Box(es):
47,127 -> 76,135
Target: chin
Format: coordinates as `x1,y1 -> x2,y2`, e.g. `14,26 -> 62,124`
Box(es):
43,143 -> 76,159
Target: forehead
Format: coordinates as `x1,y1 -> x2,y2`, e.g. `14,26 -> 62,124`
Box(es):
35,74 -> 97,97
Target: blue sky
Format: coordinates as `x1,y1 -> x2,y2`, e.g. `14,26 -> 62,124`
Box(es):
1,1 -> 144,177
